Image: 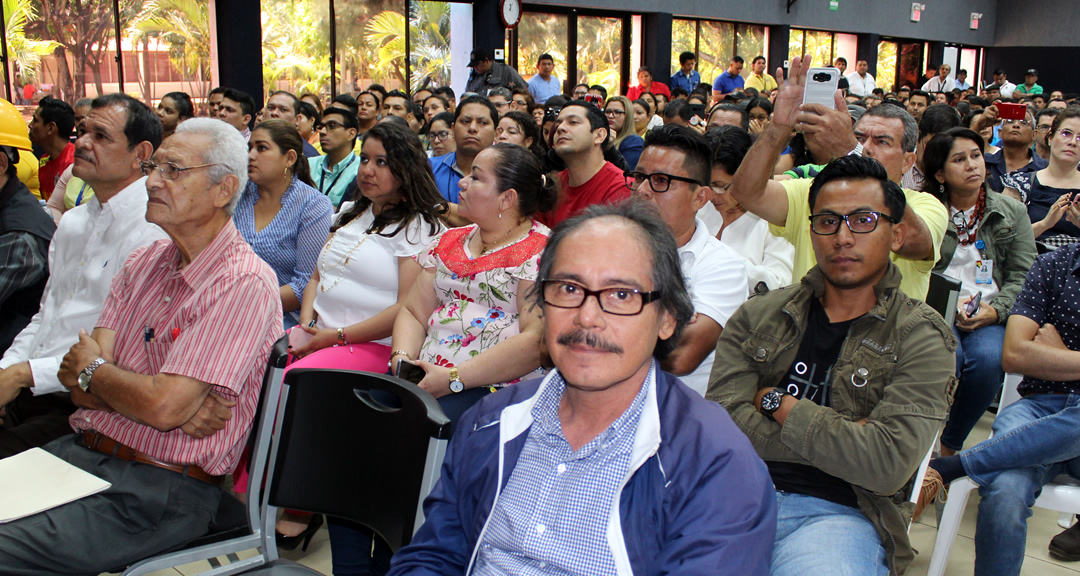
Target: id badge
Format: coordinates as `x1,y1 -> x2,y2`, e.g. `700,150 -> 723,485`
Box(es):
975,259 -> 993,284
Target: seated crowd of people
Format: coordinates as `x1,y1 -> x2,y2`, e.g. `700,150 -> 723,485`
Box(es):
0,48 -> 1079,576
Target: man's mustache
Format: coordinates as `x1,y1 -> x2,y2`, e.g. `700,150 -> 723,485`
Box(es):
74,150 -> 93,163
556,330 -> 623,354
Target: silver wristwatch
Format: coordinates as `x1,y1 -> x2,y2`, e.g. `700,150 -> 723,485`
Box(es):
78,358 -> 108,392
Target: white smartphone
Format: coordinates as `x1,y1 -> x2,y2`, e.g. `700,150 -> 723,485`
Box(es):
803,67 -> 841,110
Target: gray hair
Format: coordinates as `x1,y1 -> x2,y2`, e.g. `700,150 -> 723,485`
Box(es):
856,104 -> 919,152
487,87 -> 512,100
74,98 -> 93,109
173,118 -> 249,215
530,199 -> 695,360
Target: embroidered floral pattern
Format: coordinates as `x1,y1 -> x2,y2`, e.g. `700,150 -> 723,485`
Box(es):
414,222 -> 550,385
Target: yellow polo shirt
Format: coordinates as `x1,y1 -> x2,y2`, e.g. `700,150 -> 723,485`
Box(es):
768,178 -> 947,300
745,73 -> 778,94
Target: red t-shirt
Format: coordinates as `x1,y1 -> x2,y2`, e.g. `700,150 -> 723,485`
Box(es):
539,161 -> 630,228
39,142 -> 75,201
627,82 -> 671,101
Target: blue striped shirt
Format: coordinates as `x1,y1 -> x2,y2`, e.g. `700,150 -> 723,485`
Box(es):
473,365 -> 651,575
233,177 -> 332,315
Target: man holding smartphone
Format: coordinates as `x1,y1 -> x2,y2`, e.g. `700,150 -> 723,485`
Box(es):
726,55 -> 948,300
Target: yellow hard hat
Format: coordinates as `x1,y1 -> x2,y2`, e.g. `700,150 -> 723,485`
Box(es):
0,98 -> 32,151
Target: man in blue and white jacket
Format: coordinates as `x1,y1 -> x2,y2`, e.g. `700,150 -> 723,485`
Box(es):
389,201 -> 776,576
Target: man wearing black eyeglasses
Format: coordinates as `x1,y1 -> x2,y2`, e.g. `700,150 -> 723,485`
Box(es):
307,106 -> 359,209
390,200 -> 777,576
708,155 -> 957,576
626,124 -> 747,396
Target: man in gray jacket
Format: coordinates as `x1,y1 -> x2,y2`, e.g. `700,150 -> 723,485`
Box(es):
708,155 -> 957,576
464,48 -> 526,96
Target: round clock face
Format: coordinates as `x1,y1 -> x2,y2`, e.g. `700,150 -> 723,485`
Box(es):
502,0 -> 521,29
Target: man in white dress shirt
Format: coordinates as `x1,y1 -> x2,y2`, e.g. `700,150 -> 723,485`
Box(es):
626,124 -> 747,396
921,63 -> 955,94
846,60 -> 877,97
0,94 -> 167,457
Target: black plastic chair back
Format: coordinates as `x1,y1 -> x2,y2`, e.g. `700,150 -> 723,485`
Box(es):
268,369 -> 451,552
926,271 -> 961,326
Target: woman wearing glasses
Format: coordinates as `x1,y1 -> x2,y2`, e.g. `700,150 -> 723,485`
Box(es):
605,96 -> 644,170
391,143 -> 556,422
1003,108 -> 1080,247
922,127 -> 1037,459
425,112 -> 456,158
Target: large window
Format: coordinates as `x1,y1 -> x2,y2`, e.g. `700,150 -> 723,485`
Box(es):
790,29 -> 856,69
516,12 -> 568,91
670,18 -> 766,87
261,0 -> 332,98
512,9 -> 624,98
577,16 -> 621,97
877,40 -> 897,92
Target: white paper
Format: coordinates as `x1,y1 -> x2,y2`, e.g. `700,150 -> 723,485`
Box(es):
0,447 -> 111,523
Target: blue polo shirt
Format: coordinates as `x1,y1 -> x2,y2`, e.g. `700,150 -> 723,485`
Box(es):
712,71 -> 744,95
984,148 -> 1047,192
430,152 -> 464,203
670,69 -> 701,94
527,74 -> 562,104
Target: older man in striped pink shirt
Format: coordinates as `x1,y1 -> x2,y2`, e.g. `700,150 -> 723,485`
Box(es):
0,118 -> 283,574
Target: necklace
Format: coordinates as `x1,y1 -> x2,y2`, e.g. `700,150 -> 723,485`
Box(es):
318,217 -> 370,293
479,219 -> 530,256
951,188 -> 986,246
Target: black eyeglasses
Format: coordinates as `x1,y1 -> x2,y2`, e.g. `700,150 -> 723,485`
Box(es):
541,280 -> 660,316
140,161 -> 219,180
316,121 -> 345,131
809,211 -> 896,235
605,109 -> 626,117
624,171 -> 701,193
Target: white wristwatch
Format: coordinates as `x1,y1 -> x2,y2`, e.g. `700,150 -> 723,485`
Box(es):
78,358 -> 108,392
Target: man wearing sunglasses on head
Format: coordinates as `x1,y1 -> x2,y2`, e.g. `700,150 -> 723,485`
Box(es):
709,155 -> 957,576
308,106 -> 359,209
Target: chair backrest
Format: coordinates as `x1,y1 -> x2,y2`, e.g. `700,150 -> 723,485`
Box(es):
241,334 -> 291,531
999,373 -> 1024,412
926,271 -> 961,326
266,369 -> 451,552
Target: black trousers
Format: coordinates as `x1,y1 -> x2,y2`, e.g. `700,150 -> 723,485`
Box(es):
0,435 -> 223,575
0,389 -> 77,459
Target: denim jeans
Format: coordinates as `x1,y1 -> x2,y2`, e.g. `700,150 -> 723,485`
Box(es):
771,491 -> 888,576
942,325 -> 1006,451
958,393 -> 1080,576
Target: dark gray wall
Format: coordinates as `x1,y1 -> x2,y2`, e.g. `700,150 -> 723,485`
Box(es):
995,0 -> 1080,46
527,0 -> 997,45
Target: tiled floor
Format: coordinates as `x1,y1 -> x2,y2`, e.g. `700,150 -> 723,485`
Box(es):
109,411 -> 1080,576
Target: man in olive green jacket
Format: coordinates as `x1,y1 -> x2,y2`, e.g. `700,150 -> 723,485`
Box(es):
707,155 -> 957,576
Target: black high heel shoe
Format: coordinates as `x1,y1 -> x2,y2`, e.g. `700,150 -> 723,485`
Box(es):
275,514 -> 324,552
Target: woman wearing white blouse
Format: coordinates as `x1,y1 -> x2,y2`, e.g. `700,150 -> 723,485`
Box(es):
291,121 -> 447,358
708,126 -> 794,294
261,122 -> 447,558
